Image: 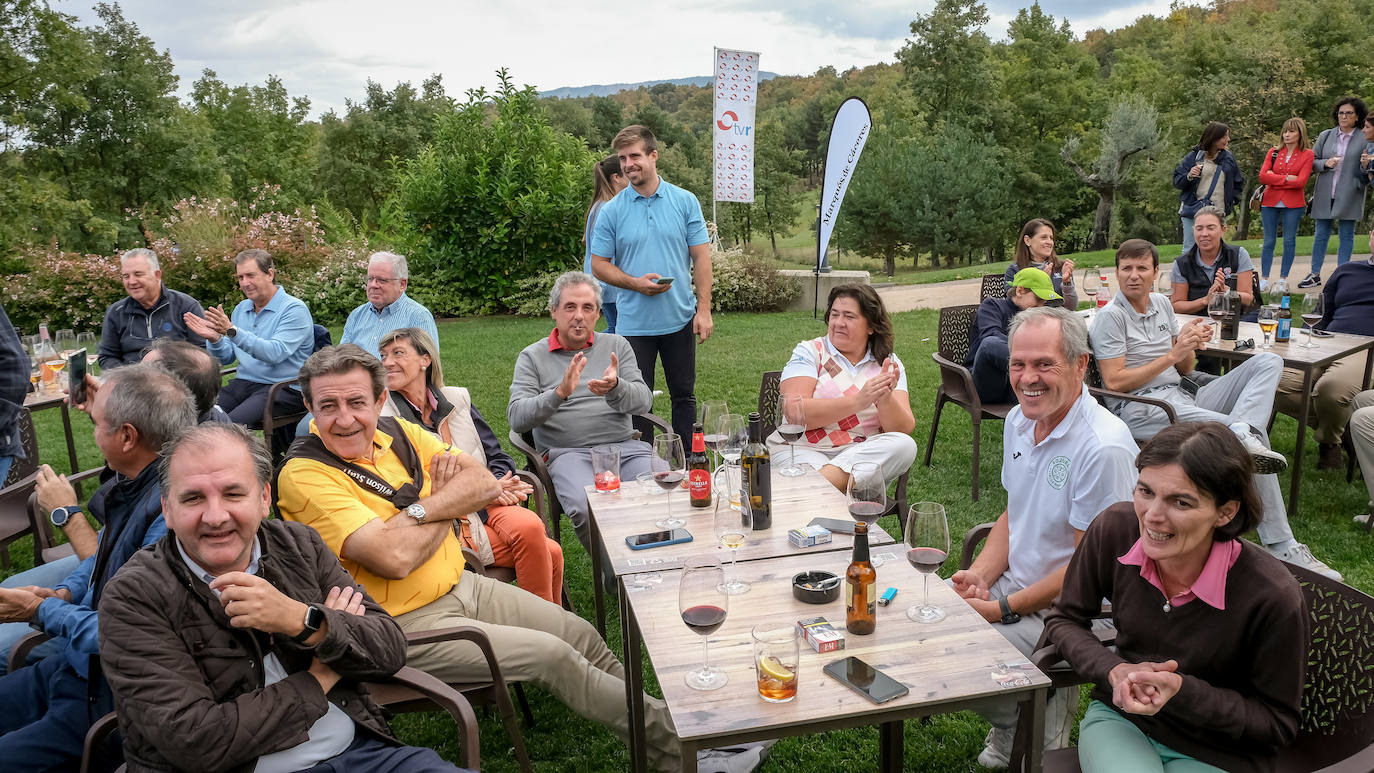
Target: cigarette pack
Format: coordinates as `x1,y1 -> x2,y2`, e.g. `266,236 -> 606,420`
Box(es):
788,525 -> 833,548
795,616 -> 845,653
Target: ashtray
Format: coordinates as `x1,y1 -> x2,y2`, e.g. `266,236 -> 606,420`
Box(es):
792,571 -> 841,604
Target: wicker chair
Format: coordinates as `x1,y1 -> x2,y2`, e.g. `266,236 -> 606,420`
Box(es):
0,409 -> 42,569
981,272 -> 1009,300
757,370 -> 910,530
922,304 -> 1014,502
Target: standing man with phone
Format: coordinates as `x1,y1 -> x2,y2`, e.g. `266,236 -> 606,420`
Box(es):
590,124 -> 713,442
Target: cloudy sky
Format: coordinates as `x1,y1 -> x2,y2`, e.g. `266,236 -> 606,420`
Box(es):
62,0 -> 1176,117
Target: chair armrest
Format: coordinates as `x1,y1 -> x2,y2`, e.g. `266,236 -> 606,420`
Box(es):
381,666 -> 481,771
931,352 -> 984,413
1088,386 -> 1177,424
514,470 -> 553,539
8,630 -> 49,675
80,710 -> 120,773
405,624 -> 516,695
461,546 -> 485,575
644,413 -> 672,435
961,522 -> 996,571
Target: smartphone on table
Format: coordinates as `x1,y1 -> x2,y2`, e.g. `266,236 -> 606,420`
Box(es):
625,528 -> 692,550
823,656 -> 910,704
807,517 -> 856,535
67,349 -> 87,406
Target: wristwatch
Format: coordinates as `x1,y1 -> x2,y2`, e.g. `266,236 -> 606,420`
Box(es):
998,596 -> 1021,626
225,325 -> 238,338
50,505 -> 81,529
291,604 -> 325,643
405,503 -> 427,524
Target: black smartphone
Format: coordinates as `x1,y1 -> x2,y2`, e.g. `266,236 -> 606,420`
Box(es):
653,276 -> 675,285
68,348 -> 87,406
823,656 -> 910,704
808,517 -> 856,535
625,528 -> 692,550
1311,329 -> 1334,338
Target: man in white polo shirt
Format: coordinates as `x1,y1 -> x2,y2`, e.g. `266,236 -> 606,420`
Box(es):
952,306 -> 1138,769
1089,238 -> 1340,582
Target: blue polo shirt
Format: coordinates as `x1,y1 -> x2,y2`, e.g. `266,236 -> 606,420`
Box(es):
590,177 -> 709,336
207,286 -> 314,386
340,293 -> 439,357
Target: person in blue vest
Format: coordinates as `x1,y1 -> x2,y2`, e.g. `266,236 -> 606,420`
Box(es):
0,364 -> 196,769
966,268 -> 1055,404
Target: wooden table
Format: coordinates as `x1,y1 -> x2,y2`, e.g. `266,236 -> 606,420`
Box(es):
23,389 -> 81,477
622,551 -> 1051,773
1180,314 -> 1374,516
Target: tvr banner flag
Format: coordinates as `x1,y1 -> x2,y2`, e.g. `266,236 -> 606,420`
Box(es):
816,97 -> 871,270
713,48 -> 759,203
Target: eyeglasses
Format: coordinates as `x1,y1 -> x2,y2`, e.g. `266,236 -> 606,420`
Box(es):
1234,339 -> 1256,351
1339,111 -> 1357,116
365,276 -> 400,285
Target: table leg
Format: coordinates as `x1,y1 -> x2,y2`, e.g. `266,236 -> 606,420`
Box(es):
1290,368 -> 1315,517
621,577 -> 648,773
58,403 -> 82,496
1025,687 -> 1046,773
879,720 -> 904,772
591,515 -> 606,638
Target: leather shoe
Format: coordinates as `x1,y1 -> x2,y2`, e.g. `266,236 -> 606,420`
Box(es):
1318,443 -> 1344,471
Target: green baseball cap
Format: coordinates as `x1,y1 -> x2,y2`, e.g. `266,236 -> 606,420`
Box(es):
1011,268 -> 1062,301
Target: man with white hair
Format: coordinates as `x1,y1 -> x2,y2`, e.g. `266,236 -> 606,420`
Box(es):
340,251 -> 439,358
97,248 -> 207,368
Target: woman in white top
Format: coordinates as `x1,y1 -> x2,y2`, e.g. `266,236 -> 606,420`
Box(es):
775,284 -> 917,492
378,327 -> 564,605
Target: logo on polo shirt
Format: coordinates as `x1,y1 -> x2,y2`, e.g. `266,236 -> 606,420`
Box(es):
1047,455 -> 1071,490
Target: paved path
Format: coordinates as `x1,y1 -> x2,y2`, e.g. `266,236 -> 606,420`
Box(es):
876,255 -> 1370,312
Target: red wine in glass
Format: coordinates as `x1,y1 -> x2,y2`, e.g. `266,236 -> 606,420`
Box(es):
907,547 -> 947,574
681,604 -> 727,636
776,423 -> 805,443
848,501 -> 885,525
653,471 -> 684,491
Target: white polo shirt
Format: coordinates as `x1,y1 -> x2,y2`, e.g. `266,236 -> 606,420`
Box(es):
1001,383 -> 1138,590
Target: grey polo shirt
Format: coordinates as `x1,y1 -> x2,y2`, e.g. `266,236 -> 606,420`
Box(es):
1088,292 -> 1181,411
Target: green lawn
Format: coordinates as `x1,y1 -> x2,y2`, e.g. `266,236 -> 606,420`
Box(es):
10,309 -> 1371,771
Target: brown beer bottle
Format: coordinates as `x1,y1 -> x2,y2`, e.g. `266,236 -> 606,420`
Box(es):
687,422 -> 711,508
845,521 -> 876,634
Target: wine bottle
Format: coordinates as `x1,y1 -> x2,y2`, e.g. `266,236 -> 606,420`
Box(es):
1220,275 -> 1241,341
845,521 -> 876,635
1275,294 -> 1292,343
687,422 -> 711,508
741,411 -> 771,530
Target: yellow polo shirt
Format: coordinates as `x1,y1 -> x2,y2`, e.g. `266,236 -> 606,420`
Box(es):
277,418 -> 465,616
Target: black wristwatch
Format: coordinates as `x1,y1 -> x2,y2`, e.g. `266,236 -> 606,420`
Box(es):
291,604 -> 325,643
50,505 -> 81,529
998,596 -> 1021,626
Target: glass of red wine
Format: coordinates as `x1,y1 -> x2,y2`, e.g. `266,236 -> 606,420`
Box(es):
652,433 -> 686,529
776,393 -> 806,477
1300,293 -> 1324,349
1206,291 -> 1230,344
679,557 -> 728,690
905,502 -> 950,624
846,462 -> 886,527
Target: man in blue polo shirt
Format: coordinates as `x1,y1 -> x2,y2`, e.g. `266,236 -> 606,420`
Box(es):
340,251 -> 439,357
183,249 -> 314,426
590,125 -> 713,441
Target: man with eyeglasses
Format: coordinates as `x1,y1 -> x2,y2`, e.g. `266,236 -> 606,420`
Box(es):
340,252 -> 439,358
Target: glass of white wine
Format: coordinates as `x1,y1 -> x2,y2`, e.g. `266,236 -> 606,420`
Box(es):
1257,306 -> 1277,349
714,487 -> 752,595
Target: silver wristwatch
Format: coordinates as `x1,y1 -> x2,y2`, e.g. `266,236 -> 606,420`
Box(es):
405,503 -> 427,523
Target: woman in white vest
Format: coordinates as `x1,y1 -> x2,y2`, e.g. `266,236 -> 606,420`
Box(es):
378,327 -> 564,605
772,284 -> 917,492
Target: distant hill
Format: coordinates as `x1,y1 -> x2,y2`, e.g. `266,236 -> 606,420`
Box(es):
540,72 -> 780,100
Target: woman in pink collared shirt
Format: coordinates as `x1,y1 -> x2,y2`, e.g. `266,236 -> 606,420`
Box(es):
1044,422 -> 1308,773
1257,118 -> 1314,287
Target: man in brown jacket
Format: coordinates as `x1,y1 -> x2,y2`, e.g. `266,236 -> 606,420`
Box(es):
98,423 -> 467,772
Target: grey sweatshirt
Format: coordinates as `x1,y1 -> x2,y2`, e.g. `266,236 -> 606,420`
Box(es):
508,331 -> 653,452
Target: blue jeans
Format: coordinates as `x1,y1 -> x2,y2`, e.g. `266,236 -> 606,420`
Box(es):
0,456 -> 12,485
971,338 -> 1015,405
0,555 -> 80,675
1260,206 -> 1303,279
602,301 -> 618,334
1180,215 -> 1196,256
296,733 -> 468,772
0,652 -> 115,771
1311,217 -> 1356,275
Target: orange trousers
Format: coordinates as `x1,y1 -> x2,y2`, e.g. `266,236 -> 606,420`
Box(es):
461,504 -> 564,605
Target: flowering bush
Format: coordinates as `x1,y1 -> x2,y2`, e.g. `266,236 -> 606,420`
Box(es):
711,245 -> 802,312
1,248 -> 124,333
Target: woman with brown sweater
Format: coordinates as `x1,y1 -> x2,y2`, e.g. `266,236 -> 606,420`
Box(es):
1043,422 -> 1307,773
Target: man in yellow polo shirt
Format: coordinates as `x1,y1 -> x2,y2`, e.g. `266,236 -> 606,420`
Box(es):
275,346 -> 690,771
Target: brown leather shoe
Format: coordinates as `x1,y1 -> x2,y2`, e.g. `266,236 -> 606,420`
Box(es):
1318,443 -> 1344,470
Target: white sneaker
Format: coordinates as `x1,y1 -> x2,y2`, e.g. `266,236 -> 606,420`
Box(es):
1355,513 -> 1371,526
1266,542 -> 1342,582
977,726 -> 1014,770
1229,423 -> 1289,475
697,740 -> 775,773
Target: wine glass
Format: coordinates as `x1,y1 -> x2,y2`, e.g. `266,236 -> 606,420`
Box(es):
1206,291 -> 1230,343
55,329 -> 76,358
1082,271 -> 1100,298
846,462 -> 886,527
700,400 -> 728,471
651,433 -> 686,529
679,557 -> 728,690
1257,306 -> 1277,349
776,394 -> 806,477
76,333 -> 97,366
1155,271 -> 1173,297
716,413 -> 747,511
1300,293 -> 1324,349
714,486 -> 752,595
28,356 -> 41,394
905,502 -> 950,624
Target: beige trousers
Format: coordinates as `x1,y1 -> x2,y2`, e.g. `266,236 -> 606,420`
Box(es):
1276,354 -> 1370,444
397,573 -> 681,771
1351,390 -> 1374,509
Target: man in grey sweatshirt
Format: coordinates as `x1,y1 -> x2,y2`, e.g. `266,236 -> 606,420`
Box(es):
509,271 -> 655,557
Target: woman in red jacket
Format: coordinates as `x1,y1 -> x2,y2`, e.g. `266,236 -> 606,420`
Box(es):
1257,118 -> 1314,287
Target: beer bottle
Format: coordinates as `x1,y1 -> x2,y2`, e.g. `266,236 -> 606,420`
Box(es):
1275,294 -> 1292,343
741,412 -> 772,530
845,521 -> 876,635
687,422 -> 711,508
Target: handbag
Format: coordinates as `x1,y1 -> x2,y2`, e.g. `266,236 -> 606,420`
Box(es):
1249,149 -> 1279,212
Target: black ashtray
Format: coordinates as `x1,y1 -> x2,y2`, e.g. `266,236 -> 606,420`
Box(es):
793,571 -> 841,604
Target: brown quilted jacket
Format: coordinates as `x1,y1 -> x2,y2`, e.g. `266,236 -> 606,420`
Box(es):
97,519 -> 406,773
